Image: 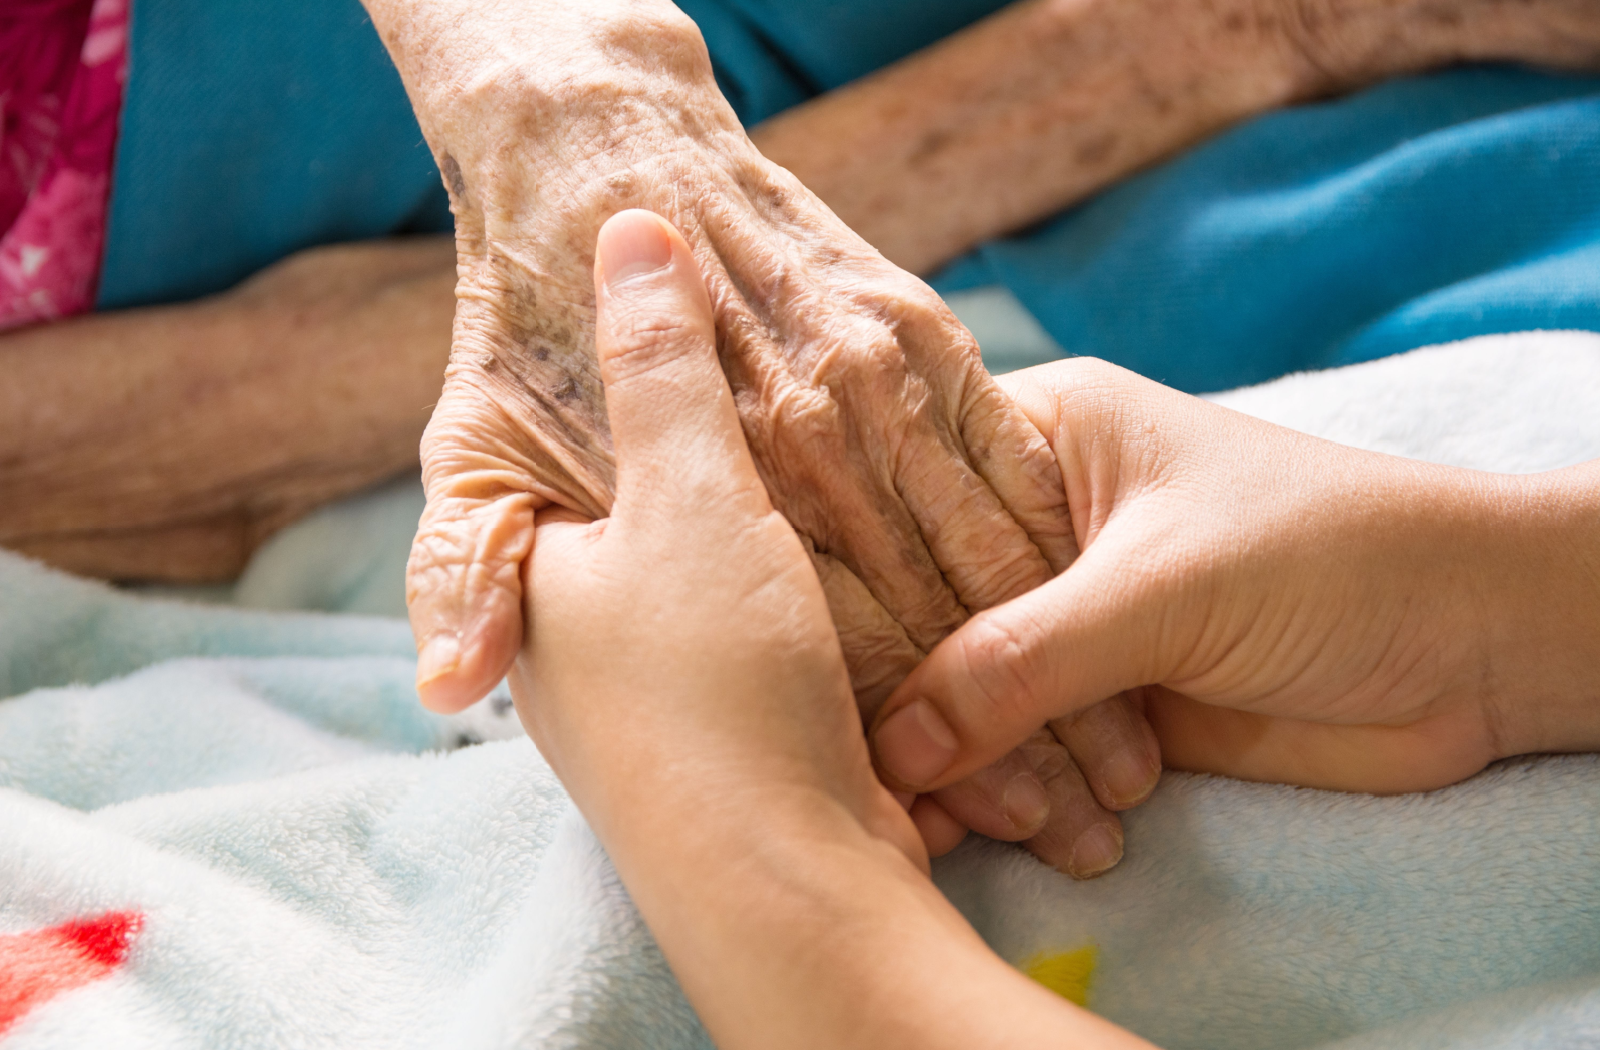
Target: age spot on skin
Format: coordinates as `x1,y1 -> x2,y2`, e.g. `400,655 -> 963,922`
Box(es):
1421,4 -> 1463,27
552,376 -> 582,402
1075,131 -> 1118,166
440,154 -> 467,200
908,128 -> 955,167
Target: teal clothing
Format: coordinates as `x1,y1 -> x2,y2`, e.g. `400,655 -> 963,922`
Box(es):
100,0 -> 1600,392
935,68 -> 1600,391
99,0 -> 450,310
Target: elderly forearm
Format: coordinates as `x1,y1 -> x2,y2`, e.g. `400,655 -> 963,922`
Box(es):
752,0 -> 1600,275
0,239 -> 454,582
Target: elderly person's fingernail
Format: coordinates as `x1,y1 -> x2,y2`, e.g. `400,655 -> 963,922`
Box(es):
598,210 -> 674,288
1003,773 -> 1050,834
416,633 -> 460,690
1068,823 -> 1123,880
1102,749 -> 1160,809
873,700 -> 958,789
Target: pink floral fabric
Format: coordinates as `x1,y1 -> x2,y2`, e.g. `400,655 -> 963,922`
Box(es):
0,0 -> 129,330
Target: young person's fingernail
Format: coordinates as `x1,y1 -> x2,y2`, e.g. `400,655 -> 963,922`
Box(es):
416,633 -> 460,689
1003,773 -> 1050,834
599,212 -> 674,288
873,700 -> 958,790
1102,749 -> 1160,808
1067,823 -> 1123,880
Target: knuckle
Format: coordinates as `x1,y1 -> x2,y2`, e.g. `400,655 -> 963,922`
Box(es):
601,309 -> 708,385
1018,727 -> 1077,785
765,381 -> 841,444
592,7 -> 708,71
951,612 -> 1052,730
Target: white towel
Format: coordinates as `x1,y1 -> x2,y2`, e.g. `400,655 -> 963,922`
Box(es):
3,329 -> 1599,1048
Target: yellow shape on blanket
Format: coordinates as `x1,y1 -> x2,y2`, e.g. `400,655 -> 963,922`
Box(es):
1022,945 -> 1097,1007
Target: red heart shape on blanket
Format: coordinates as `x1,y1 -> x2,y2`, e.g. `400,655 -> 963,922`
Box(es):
0,911 -> 143,1036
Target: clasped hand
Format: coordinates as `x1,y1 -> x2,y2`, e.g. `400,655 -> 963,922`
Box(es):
522,211 -> 1600,881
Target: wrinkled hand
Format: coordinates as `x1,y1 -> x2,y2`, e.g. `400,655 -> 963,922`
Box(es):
369,0 -> 1158,874
510,208 -> 920,866
870,358 -> 1600,800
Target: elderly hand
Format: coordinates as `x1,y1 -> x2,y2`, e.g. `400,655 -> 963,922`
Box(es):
870,358 -> 1600,799
359,0 -> 1160,875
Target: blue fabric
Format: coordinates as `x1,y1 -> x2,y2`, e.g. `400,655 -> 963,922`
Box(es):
675,0 -> 1012,120
98,0 -> 451,310
935,67 -> 1600,392
99,1 -> 1600,393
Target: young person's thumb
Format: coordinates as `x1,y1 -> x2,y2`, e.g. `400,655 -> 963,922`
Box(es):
592,210 -> 757,516
869,549 -> 1163,793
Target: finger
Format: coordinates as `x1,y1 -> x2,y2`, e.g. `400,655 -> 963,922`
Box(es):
1015,729 -> 1125,880
868,540 -> 1165,793
928,747 -> 1050,842
593,210 -> 763,519
408,485 -> 536,713
407,377 -> 549,713
890,398 -> 1058,614
958,374 -> 1080,575
711,304 -> 970,654
893,305 -> 1078,583
407,257 -> 619,712
849,305 -> 1060,621
908,795 -> 969,858
1052,691 -> 1163,812
805,542 -> 924,722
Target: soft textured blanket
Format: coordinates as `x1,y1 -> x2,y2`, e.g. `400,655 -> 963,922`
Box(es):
3,329 -> 1599,1049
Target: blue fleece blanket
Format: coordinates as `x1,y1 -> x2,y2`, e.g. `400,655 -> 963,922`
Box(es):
2,331 -> 1598,1048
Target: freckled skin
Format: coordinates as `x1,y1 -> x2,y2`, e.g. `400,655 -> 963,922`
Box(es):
428,111 -> 1078,673
752,0 -> 1600,275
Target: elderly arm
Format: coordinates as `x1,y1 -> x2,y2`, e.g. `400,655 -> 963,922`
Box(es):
755,0 -> 1600,274
0,237 -> 454,581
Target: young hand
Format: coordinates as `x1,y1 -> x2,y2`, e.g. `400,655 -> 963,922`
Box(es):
507,209 -> 920,865
506,210 -> 1155,1050
870,358 -> 1600,798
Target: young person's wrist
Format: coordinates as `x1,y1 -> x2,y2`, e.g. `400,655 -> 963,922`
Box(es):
1465,463 -> 1600,759
591,772 -> 1108,1050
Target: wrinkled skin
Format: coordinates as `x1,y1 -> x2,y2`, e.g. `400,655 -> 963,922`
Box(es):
373,3 -> 1158,874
